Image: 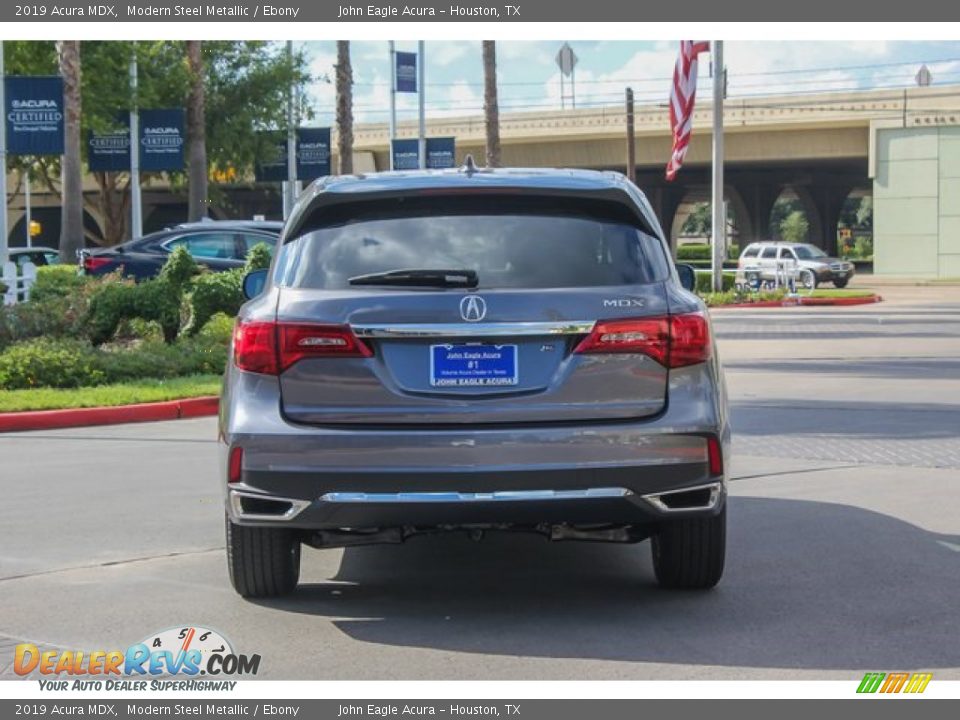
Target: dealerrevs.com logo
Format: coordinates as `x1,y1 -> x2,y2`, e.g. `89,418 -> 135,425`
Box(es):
14,626 -> 260,691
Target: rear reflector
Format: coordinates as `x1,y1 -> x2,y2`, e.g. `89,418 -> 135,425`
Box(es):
233,320 -> 372,375
228,446 -> 243,484
707,435 -> 723,476
574,313 -> 711,368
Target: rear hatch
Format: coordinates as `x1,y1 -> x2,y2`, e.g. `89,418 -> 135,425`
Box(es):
272,192 -> 674,426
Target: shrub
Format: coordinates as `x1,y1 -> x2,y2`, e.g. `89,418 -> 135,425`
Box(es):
676,243 -> 740,262
695,272 -> 736,294
0,338 -> 105,390
677,244 -> 711,261
28,265 -> 87,304
854,237 -> 873,259
183,242 -> 273,336
86,247 -> 198,345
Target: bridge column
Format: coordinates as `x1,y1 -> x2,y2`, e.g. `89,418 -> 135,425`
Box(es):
813,184 -> 853,256
741,182 -> 782,245
648,185 -> 686,254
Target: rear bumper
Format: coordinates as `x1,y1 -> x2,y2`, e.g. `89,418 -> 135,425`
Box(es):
219,362 -> 729,530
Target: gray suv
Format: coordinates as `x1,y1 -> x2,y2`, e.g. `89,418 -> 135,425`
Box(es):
220,165 -> 730,598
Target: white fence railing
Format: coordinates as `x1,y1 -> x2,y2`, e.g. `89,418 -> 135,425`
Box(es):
2,260 -> 37,305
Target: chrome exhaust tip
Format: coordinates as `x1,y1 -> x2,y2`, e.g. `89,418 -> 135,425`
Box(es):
228,490 -> 310,521
641,482 -> 723,513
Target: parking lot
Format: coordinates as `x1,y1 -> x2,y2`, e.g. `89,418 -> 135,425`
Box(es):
2,285 -> 959,680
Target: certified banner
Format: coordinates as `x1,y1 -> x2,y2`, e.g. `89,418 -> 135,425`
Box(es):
4,76 -> 65,155
87,115 -> 131,173
139,108 -> 185,172
392,137 -> 457,170
395,51 -> 418,93
296,127 -> 332,182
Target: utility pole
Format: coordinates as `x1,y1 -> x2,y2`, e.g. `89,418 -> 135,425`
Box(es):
24,170 -> 31,248
130,46 -> 143,240
417,40 -> 426,169
388,41 -> 396,170
284,40 -> 297,219
710,41 -> 725,293
625,87 -> 635,183
0,41 -> 7,267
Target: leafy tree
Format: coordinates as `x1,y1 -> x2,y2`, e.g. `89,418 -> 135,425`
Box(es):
4,41 -> 309,246
681,202 -> 712,236
768,196 -> 803,239
780,210 -> 810,244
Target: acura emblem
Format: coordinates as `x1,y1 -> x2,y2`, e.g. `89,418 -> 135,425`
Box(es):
460,295 -> 487,322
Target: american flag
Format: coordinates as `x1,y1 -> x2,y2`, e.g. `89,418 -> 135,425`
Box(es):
666,41 -> 710,181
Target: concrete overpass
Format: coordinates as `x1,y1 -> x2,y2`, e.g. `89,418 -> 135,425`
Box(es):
352,84 -> 960,262
6,84 -> 960,276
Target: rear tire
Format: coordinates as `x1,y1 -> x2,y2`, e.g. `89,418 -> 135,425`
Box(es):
651,506 -> 726,590
226,516 -> 301,598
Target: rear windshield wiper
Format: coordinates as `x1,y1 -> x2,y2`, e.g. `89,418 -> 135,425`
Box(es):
348,268 -> 479,288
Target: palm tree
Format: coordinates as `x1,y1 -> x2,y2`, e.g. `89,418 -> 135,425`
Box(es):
57,40 -> 84,262
186,41 -> 208,221
482,41 -> 501,168
335,41 -> 353,175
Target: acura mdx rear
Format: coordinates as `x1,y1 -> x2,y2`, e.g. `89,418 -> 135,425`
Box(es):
219,165 -> 730,598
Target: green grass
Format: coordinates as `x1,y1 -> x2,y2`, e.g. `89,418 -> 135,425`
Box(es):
809,289 -> 876,298
0,374 -> 222,413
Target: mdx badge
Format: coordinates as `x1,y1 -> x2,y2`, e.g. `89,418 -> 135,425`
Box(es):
460,295 -> 487,322
603,298 -> 646,308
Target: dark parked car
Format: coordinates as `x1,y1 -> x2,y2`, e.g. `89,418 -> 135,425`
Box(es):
79,220 -> 283,280
220,164 -> 730,599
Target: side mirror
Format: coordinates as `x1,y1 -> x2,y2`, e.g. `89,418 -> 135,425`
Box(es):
676,263 -> 697,292
242,269 -> 269,299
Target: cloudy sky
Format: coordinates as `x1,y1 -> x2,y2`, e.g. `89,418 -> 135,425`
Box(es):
300,40 -> 960,126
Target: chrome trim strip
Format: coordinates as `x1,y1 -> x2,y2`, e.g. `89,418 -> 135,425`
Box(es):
319,488 -> 632,504
641,482 -> 723,513
350,321 -> 596,339
229,490 -> 311,521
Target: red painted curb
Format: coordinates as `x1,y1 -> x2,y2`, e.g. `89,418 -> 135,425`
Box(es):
710,294 -> 882,310
0,395 -> 220,433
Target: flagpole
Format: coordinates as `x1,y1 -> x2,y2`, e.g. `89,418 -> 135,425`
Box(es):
710,40 -> 725,293
388,41 -> 396,170
130,46 -> 143,240
1,40 -> 9,267
417,40 -> 426,170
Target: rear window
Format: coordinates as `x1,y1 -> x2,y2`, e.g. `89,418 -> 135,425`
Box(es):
277,195 -> 670,290
741,246 -> 760,258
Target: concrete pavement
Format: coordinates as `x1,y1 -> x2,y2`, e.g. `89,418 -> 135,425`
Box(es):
1,287 -> 958,680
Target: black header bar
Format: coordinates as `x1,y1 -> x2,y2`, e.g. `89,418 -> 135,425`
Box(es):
2,0 -> 957,23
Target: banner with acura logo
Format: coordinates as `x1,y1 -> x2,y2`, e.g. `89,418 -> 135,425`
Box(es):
139,108 -> 185,172
391,137 -> 457,170
255,127 -> 332,183
4,75 -> 65,155
87,115 -> 131,172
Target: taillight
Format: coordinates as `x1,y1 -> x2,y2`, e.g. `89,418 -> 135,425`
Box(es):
228,446 -> 243,483
83,256 -> 113,272
574,313 -> 711,368
233,320 -> 372,375
669,313 -> 712,367
707,435 -> 723,476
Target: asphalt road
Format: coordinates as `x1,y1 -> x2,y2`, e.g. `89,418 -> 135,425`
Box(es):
1,286 -> 958,680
